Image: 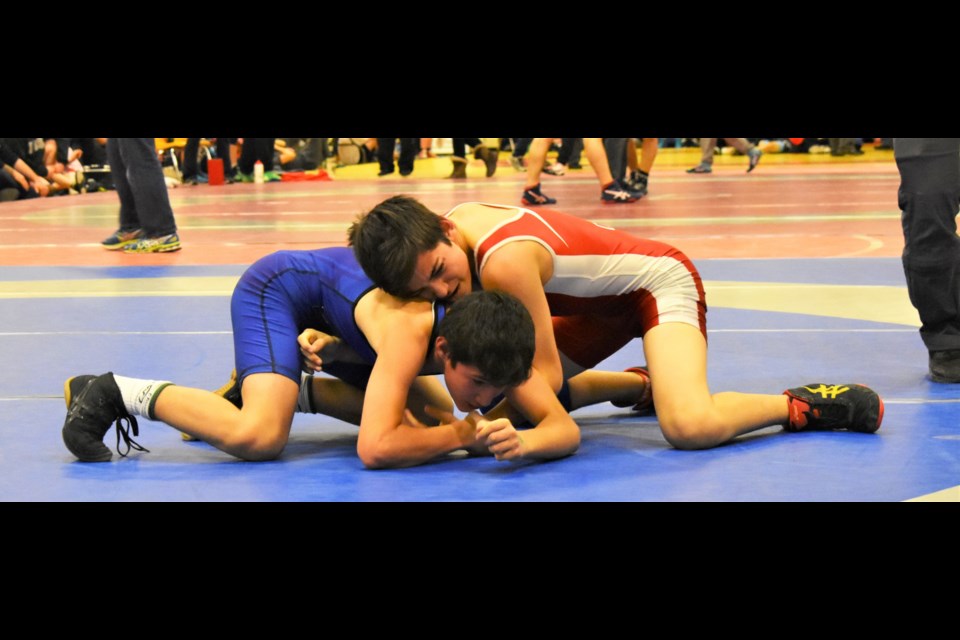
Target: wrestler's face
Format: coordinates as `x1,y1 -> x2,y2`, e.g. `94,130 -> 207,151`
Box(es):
406,222 -> 472,303
436,338 -> 506,413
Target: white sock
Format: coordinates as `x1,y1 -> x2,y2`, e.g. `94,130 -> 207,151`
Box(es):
112,375 -> 173,419
297,374 -> 315,413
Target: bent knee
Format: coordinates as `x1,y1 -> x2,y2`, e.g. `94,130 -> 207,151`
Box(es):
658,411 -> 724,450
229,421 -> 289,461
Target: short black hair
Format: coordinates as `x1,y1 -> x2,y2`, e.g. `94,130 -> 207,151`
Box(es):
438,290 -> 534,388
348,195 -> 448,298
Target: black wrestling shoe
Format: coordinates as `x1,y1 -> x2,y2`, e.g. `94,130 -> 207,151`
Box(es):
62,372 -> 147,462
929,349 -> 960,383
783,383 -> 884,434
214,368 -> 242,409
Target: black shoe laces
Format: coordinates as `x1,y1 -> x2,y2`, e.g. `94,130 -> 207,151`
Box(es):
111,400 -> 149,458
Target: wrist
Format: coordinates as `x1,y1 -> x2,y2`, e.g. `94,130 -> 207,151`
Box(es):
453,419 -> 476,449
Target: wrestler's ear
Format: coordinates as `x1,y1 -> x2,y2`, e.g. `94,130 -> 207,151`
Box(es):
434,336 -> 451,362
439,217 -> 456,238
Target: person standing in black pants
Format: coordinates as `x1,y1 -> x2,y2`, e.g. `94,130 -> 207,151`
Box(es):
895,138 -> 960,382
236,138 -> 278,182
101,138 -> 181,253
375,138 -> 417,177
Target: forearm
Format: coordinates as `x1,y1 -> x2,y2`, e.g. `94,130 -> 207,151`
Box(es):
3,165 -> 28,189
513,414 -> 580,460
498,369 -> 580,461
358,422 -> 468,469
13,158 -> 44,183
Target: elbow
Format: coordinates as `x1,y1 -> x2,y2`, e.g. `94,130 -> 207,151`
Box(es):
357,440 -> 401,470
536,419 -> 580,460
561,415 -> 582,457
565,431 -> 582,457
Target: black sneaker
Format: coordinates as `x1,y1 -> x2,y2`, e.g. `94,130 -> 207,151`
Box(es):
216,369 -> 243,409
783,383 -> 884,434
929,349 -> 960,383
521,184 -> 557,205
600,181 -> 639,204
62,372 -> 148,462
625,171 -> 649,198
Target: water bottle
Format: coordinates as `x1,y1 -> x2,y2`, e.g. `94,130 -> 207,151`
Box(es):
253,160 -> 264,184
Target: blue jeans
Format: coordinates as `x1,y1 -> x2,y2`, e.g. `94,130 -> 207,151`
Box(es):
106,138 -> 177,238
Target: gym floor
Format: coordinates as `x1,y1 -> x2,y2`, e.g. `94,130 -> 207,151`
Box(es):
2,145 -> 957,502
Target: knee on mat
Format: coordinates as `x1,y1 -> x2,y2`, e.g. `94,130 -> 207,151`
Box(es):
658,410 -> 723,451
230,421 -> 288,461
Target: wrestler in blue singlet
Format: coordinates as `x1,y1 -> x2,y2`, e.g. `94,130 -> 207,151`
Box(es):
230,246 -> 443,389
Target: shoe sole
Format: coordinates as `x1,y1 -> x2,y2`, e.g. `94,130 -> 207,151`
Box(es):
102,240 -> 141,251
929,371 -> 960,383
123,242 -> 182,254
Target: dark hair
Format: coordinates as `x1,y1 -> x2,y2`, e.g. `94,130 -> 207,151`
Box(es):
438,290 -> 534,388
348,195 -> 449,298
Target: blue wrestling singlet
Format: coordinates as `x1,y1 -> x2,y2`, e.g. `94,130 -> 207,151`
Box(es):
230,246 -> 442,389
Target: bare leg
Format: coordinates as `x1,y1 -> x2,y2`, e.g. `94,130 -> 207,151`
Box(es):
309,377 -> 366,425
523,138 -> 553,189
699,138 -> 718,166
639,138 -> 659,174
566,369 -> 647,409
153,372 -> 298,460
419,138 -> 434,158
308,374 -> 452,426
642,323 -> 789,449
721,138 -> 753,154
581,138 -> 615,185
559,351 -> 648,410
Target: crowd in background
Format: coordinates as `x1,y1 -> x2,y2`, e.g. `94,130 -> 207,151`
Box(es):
0,137 -> 893,203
